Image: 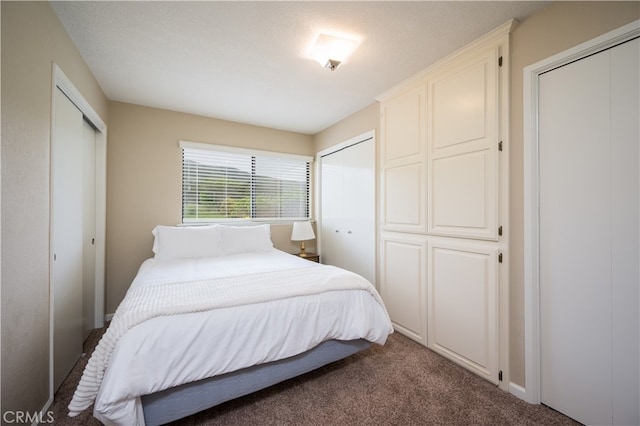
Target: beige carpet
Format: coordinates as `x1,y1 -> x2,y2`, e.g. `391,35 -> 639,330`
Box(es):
50,327 -> 578,425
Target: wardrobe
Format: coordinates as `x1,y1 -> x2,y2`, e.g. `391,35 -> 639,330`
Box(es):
377,22 -> 512,387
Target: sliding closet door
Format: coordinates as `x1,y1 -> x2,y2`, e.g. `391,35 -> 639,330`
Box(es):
52,88 -> 84,391
82,120 -> 97,341
539,38 -> 639,425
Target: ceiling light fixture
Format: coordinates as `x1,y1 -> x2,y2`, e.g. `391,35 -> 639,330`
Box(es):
309,33 -> 360,71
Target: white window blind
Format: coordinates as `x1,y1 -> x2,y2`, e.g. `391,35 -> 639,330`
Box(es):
181,142 -> 311,222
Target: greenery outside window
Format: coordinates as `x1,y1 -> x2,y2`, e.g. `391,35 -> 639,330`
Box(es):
180,141 -> 312,222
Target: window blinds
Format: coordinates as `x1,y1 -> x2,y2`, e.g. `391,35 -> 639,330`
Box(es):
181,142 -> 311,222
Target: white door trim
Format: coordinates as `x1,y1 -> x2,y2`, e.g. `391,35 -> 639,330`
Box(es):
49,63 -> 107,399
523,19 -> 640,404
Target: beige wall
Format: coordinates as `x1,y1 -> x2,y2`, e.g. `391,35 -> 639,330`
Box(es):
313,102 -> 379,153
508,1 -> 639,387
106,102 -> 314,313
1,1 -> 109,419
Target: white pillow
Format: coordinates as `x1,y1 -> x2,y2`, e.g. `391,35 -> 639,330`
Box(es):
220,224 -> 273,255
152,225 -> 223,260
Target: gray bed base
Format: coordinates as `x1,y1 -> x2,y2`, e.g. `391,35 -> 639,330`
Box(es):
141,339 -> 371,425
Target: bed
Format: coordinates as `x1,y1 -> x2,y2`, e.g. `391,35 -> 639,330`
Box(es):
68,224 -> 393,425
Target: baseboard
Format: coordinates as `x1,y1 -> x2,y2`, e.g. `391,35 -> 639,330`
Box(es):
105,313 -> 114,322
32,397 -> 54,425
509,382 -> 527,401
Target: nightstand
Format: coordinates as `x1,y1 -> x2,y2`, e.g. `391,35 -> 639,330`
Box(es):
296,253 -> 320,263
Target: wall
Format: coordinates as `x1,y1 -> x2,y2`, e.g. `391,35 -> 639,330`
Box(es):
106,102 -> 314,314
313,102 -> 379,153
1,1 -> 109,419
508,1 -> 639,388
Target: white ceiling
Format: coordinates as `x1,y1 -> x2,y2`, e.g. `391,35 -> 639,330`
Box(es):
51,1 -> 548,135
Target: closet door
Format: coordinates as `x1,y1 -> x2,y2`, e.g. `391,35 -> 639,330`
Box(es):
539,38 -> 639,426
342,140 -> 375,284
52,88 -> 84,391
320,139 -> 375,285
320,149 -> 345,269
82,120 -> 96,341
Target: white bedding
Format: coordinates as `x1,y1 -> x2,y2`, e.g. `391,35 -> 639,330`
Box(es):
70,249 -> 393,425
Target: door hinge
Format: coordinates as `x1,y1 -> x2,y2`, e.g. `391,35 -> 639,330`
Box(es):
498,253 -> 503,263
499,370 -> 503,381
498,141 -> 503,151
498,56 -> 503,67
498,226 -> 503,236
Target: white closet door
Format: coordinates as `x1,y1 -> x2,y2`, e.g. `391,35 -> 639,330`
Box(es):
320,149 -> 345,268
342,139 -> 375,285
82,120 -> 96,341
52,88 -> 84,391
320,138 -> 376,285
539,38 -> 639,426
609,39 -> 639,425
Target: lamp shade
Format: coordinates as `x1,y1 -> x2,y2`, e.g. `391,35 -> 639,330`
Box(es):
291,221 -> 315,241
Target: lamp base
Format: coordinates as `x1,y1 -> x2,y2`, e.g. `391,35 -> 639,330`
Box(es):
298,241 -> 308,257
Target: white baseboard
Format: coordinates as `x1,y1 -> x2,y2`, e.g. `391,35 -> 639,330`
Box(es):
33,397 -> 53,425
105,313 -> 114,322
509,382 -> 527,401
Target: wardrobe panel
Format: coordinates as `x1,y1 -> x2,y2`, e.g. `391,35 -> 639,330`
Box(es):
382,163 -> 426,233
380,234 -> 427,344
427,238 -> 498,383
427,47 -> 499,240
381,85 -> 426,166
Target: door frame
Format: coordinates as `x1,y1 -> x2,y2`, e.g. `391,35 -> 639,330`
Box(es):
523,20 -> 640,404
49,63 -> 107,399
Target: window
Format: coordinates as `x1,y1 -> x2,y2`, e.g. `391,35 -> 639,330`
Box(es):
181,141 -> 312,222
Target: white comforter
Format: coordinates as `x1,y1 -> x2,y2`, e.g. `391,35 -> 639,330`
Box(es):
70,249 -> 392,425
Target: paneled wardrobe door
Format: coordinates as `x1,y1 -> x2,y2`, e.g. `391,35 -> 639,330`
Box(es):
380,84 -> 427,234
422,44 -> 503,385
427,46 -> 499,241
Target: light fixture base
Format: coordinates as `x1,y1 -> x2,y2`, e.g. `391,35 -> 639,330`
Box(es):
325,59 -> 341,71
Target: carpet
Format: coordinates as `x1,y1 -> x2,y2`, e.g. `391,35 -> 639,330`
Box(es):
49,327 -> 578,425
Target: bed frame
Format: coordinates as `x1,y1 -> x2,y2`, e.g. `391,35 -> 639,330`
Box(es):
141,339 -> 370,425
